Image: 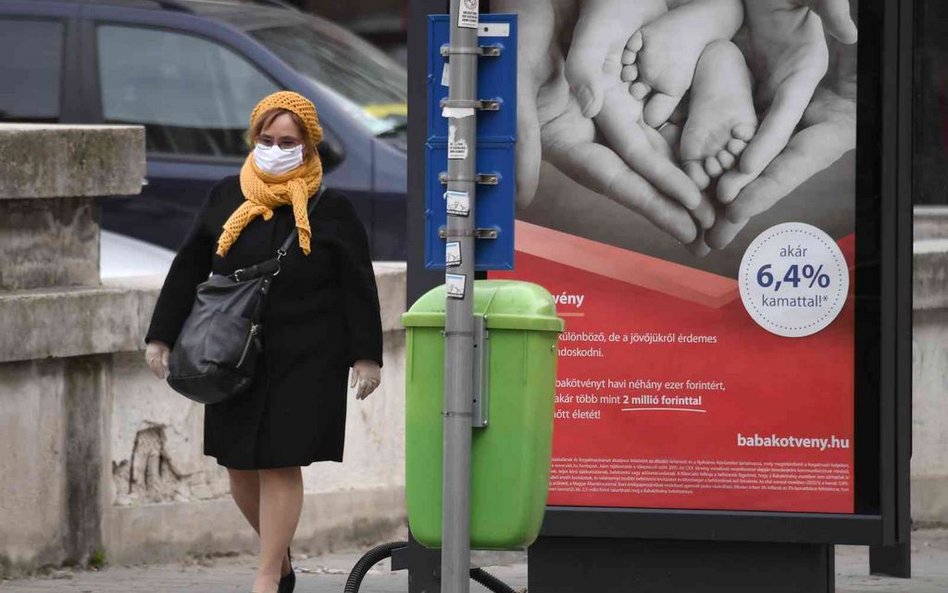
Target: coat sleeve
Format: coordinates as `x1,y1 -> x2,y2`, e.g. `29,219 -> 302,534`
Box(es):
144,184 -> 217,347
329,192 -> 384,368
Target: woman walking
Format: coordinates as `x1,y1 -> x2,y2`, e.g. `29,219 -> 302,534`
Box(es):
142,91 -> 383,593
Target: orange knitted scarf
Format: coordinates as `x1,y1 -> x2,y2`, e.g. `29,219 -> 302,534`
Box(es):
215,154 -> 323,257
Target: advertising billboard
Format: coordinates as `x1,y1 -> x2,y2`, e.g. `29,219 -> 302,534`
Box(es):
490,0 -> 863,513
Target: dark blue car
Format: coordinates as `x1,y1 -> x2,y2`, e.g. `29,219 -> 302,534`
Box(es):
0,0 -> 408,260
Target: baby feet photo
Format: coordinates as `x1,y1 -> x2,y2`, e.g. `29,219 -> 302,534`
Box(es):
679,40 -> 758,191
565,0 -> 669,119
621,0 -> 744,127
503,0 -> 859,271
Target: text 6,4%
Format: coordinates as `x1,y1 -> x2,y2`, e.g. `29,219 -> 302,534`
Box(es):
756,264 -> 831,291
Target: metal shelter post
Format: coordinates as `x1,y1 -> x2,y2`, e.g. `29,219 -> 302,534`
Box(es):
442,1 -> 478,592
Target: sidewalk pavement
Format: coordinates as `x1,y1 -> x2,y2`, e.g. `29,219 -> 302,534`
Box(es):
3,530 -> 947,592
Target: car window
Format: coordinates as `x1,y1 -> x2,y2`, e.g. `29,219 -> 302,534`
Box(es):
0,18 -> 64,123
248,21 -> 407,136
97,25 -> 279,158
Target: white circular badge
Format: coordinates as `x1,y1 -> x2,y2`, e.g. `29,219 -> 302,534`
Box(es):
738,223 -> 849,338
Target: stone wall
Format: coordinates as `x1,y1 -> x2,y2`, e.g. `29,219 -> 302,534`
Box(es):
0,124 -> 146,575
911,207 -> 948,524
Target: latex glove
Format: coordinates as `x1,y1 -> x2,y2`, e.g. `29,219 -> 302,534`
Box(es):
145,341 -> 170,380
350,360 -> 381,400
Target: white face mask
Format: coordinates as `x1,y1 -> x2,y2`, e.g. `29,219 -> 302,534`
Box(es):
253,143 -> 304,175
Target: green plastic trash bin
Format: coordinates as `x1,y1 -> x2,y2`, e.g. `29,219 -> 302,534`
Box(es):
402,280 -> 564,550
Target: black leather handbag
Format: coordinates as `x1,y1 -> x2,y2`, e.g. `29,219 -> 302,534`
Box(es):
166,188 -> 324,405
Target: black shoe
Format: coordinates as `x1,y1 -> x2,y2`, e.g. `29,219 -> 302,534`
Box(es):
278,547 -> 295,593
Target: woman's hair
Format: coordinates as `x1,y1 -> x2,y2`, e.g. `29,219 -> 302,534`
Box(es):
245,108 -> 316,154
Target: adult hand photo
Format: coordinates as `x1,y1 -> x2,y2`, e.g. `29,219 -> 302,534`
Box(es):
707,41 -> 857,249
716,0 -> 856,204
495,0 -> 703,247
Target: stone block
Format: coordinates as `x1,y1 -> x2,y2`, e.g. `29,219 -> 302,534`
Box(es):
0,124 -> 145,199
374,262 -> 408,333
0,197 -> 98,290
0,360 -> 68,573
913,239 -> 948,310
912,477 -> 948,524
0,282 -> 159,364
912,239 -> 948,525
912,309 -> 948,476
0,356 -> 110,576
914,206 -> 948,241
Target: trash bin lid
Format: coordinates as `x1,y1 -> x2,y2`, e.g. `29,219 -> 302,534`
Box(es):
402,280 -> 564,332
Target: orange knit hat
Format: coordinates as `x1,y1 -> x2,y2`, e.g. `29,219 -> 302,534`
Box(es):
250,91 -> 323,147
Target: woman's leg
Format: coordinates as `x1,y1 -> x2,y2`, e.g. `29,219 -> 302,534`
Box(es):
227,468 -> 291,578
228,468 -> 261,529
253,466 -> 304,593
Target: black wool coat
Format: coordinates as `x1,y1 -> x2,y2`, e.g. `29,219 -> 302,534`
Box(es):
145,176 -> 383,469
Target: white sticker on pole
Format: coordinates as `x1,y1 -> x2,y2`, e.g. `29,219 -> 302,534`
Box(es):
446,242 -> 462,267
478,22 -> 509,37
446,273 -> 467,299
445,190 -> 470,217
447,125 -> 468,160
458,0 -> 479,29
442,107 -> 475,119
441,63 -> 450,87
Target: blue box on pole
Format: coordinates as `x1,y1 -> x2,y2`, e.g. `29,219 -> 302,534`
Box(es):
425,13 -> 518,271
425,142 -> 515,271
427,14 -> 518,143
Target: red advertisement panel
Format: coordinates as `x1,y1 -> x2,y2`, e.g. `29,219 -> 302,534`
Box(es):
489,0 -> 860,513
494,222 -> 855,513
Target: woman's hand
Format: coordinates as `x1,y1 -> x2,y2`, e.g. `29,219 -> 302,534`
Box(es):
351,360 -> 381,400
145,340 -> 170,380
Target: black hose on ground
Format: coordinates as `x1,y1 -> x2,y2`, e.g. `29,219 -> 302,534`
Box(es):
470,566 -> 519,593
344,541 -> 522,593
344,541 -> 407,593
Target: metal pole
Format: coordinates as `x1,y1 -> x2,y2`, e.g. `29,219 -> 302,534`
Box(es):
443,1 -> 478,592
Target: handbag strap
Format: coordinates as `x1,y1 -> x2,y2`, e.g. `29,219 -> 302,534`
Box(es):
230,186 -> 326,283
277,185 -> 326,259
